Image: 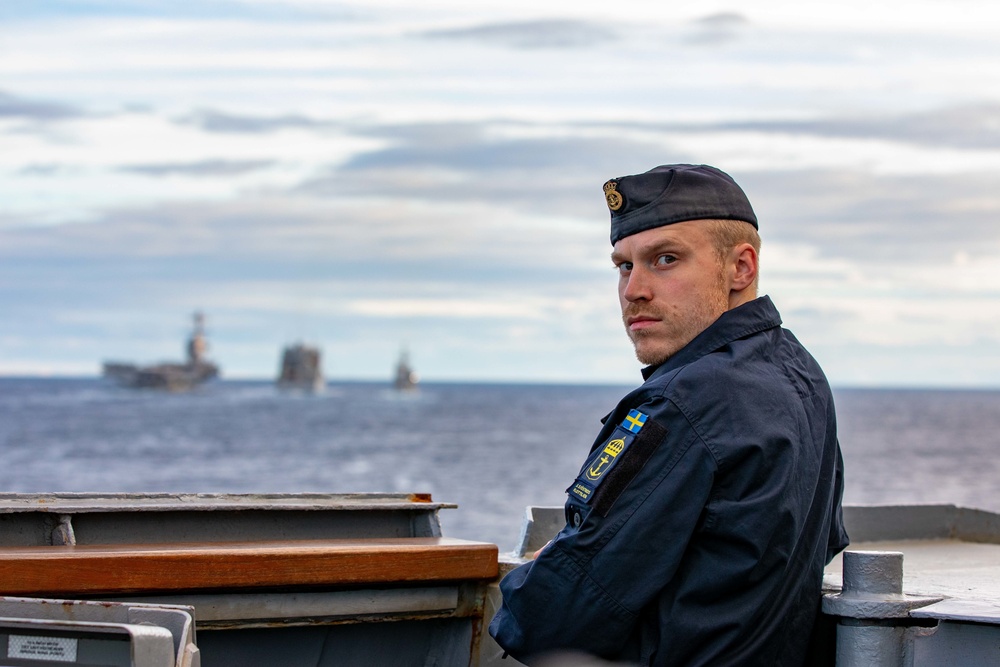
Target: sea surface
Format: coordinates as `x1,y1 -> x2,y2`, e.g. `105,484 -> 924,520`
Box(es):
1,378 -> 999,551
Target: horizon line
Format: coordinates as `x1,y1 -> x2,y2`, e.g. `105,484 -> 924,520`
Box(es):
2,373 -> 999,392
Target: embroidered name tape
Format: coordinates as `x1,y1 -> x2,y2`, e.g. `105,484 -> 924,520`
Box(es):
568,409 -> 648,503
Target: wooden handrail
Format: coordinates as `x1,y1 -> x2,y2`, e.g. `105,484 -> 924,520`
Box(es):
0,537 -> 499,596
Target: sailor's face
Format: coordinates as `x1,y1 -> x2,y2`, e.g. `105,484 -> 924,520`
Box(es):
612,220 -> 730,366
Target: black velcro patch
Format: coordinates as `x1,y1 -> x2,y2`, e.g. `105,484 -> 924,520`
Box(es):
590,418 -> 666,517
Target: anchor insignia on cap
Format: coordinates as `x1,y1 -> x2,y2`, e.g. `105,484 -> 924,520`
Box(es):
604,180 -> 623,212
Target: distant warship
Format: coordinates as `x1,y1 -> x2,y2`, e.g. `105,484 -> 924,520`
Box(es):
393,349 -> 418,391
102,312 -> 220,391
276,343 -> 325,393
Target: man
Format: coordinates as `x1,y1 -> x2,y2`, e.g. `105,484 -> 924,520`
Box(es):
489,164 -> 848,666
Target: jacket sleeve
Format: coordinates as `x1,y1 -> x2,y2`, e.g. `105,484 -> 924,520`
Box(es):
489,406 -> 715,661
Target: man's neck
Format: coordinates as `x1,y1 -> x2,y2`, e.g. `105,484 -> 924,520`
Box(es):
728,288 -> 757,310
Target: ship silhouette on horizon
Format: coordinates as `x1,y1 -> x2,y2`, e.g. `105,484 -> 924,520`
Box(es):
277,342 -> 325,393
102,312 -> 219,391
393,349 -> 418,391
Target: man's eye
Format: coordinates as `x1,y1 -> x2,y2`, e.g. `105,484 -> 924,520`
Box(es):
655,255 -> 677,266
617,262 -> 633,275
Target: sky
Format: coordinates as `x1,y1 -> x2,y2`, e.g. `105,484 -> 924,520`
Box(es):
2,0 -> 1000,386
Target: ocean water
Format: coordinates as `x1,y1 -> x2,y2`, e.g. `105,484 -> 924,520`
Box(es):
1,378 -> 999,551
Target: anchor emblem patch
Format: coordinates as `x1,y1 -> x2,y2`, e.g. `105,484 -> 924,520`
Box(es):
585,438 -> 625,481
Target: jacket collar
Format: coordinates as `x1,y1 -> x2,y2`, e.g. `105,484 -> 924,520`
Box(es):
641,295 -> 782,381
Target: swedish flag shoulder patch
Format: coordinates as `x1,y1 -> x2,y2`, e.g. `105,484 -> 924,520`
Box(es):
621,409 -> 647,433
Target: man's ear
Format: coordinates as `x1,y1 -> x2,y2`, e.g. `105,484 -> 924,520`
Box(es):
729,243 -> 758,292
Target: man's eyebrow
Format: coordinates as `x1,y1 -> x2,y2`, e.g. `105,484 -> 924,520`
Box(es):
631,238 -> 689,260
610,234 -> 691,264
644,236 -> 688,254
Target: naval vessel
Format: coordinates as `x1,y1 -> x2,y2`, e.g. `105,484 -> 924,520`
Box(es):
394,350 -> 418,392
102,314 -> 219,392
276,343 -> 324,393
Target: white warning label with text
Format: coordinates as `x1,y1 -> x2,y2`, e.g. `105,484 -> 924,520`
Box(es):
8,634 -> 78,662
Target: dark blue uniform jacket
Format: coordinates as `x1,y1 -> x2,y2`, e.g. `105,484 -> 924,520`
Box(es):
489,296 -> 849,666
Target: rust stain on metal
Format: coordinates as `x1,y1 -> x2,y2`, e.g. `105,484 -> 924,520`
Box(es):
408,494 -> 433,503
469,614 -> 485,663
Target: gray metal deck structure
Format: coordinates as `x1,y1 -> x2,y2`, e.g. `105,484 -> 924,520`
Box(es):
0,493 -> 495,667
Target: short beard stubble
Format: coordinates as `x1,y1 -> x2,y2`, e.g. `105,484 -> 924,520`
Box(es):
624,264 -> 730,367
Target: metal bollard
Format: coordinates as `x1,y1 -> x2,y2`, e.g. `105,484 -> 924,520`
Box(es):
842,550 -> 904,599
822,551 -> 941,667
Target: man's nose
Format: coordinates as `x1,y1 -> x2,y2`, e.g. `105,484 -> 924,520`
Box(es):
622,268 -> 652,302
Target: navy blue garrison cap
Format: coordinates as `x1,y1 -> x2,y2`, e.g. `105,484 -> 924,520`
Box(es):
604,164 -> 757,245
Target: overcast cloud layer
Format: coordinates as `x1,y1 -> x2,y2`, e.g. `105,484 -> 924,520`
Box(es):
2,0 -> 1000,386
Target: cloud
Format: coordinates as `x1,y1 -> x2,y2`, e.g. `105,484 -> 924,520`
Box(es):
740,167 -> 1000,263
0,0 -> 358,22
7,97 -> 1000,272
347,297 -> 547,319
0,90 -> 84,121
259,113 -> 1000,273
297,120 -> 684,220
343,135 -> 614,172
417,19 -> 618,49
686,11 -> 750,44
119,159 -> 276,177
179,109 -> 334,134
0,193 -> 606,286
664,104 -> 1000,151
694,12 -> 749,29
17,164 -> 70,176
292,113 -> 1000,269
